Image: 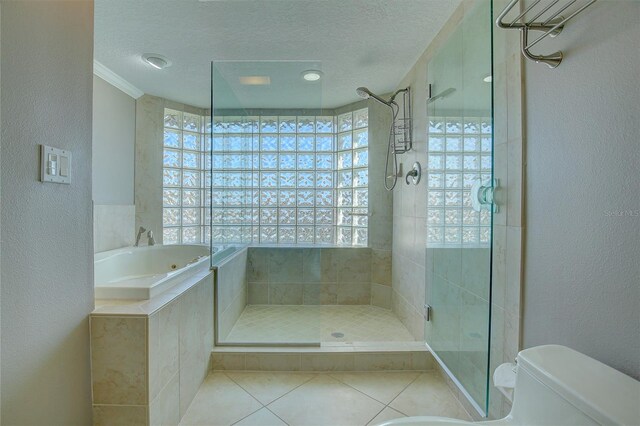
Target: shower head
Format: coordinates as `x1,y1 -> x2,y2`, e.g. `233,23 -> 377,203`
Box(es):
356,87 -> 372,99
356,86 -> 392,106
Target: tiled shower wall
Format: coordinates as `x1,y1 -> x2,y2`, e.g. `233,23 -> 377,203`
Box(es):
217,247 -> 248,340
246,247 -> 393,307
93,204 -> 136,252
391,0 -> 524,420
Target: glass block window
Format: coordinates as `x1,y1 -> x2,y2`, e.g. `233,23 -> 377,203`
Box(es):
162,108 -> 211,245
211,109 -> 369,246
336,109 -> 369,246
426,116 -> 492,246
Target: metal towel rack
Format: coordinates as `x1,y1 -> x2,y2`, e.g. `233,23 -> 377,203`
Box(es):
496,0 -> 598,68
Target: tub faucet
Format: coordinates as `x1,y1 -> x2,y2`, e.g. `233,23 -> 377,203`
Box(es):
147,230 -> 156,246
135,226 -> 146,247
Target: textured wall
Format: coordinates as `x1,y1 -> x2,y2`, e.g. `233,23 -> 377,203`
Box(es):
92,75 -> 135,205
0,1 -> 94,424
522,0 -> 640,380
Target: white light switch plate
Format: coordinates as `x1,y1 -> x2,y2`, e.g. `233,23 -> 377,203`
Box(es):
40,145 -> 71,184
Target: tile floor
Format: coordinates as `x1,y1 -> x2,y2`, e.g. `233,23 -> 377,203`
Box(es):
180,371 -> 471,426
224,305 -> 416,344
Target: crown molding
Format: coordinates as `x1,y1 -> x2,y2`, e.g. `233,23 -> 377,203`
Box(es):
93,60 -> 144,99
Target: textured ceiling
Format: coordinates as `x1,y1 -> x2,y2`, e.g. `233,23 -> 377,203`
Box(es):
95,0 -> 462,109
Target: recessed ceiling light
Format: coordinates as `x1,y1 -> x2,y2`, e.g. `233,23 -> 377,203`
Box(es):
239,76 -> 271,85
483,74 -> 493,83
301,70 -> 323,82
142,54 -> 171,70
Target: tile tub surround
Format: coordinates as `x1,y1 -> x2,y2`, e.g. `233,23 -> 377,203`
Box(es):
179,371 -> 470,425
216,247 -> 248,340
246,247 -> 392,307
93,204 -> 136,253
90,271 -> 214,425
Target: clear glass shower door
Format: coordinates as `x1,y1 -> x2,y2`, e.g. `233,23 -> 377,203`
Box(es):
210,61 -> 327,345
424,0 -> 494,416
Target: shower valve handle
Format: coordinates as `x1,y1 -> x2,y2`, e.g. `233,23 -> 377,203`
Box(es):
405,162 -> 421,185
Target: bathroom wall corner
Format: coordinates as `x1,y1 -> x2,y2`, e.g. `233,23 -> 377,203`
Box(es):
135,94 -> 165,243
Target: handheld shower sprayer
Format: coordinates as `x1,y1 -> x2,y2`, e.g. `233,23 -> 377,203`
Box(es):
355,86 -> 411,191
356,87 -> 393,106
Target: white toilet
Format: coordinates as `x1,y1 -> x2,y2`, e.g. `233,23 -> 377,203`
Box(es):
379,345 -> 640,426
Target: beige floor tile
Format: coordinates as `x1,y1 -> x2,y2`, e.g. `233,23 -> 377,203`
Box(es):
367,407 -> 406,425
226,372 -> 316,405
389,373 -> 470,420
330,372 -> 420,404
233,408 -> 287,426
180,373 -> 263,426
268,375 -> 385,426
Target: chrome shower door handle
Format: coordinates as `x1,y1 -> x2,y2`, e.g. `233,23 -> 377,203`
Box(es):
471,179 -> 499,213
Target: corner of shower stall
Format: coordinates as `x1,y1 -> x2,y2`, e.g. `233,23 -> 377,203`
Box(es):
208,61 -> 420,350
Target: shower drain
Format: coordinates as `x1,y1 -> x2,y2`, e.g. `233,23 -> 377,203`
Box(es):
331,332 -> 345,338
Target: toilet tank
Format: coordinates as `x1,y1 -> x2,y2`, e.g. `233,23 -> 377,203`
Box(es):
509,345 -> 640,425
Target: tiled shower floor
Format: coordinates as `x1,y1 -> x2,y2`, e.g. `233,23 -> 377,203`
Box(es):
224,305 -> 416,344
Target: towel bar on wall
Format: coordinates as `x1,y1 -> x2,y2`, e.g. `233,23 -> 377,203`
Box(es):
496,0 -> 598,68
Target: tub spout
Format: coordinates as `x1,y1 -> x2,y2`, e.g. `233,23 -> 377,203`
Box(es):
147,230 -> 156,246
134,226 -> 146,247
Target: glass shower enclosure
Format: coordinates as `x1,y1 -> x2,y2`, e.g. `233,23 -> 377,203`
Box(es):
424,0 -> 494,416
209,61 -> 327,345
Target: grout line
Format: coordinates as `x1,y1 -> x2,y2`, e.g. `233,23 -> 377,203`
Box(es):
262,372 -> 318,406
222,372 -> 268,425
229,405 -> 265,426
222,371 -> 267,407
385,371 -> 424,415
326,371 -> 417,407
202,370 -> 463,425
364,405 -> 388,426
224,370 -> 317,412
444,377 -> 474,421
264,405 -> 291,426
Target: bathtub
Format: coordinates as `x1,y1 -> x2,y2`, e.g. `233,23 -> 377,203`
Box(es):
94,244 -> 211,300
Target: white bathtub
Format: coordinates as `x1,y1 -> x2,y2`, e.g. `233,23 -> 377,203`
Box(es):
94,245 -> 211,300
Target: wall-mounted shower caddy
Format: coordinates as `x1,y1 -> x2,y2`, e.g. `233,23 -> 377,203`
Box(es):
391,88 -> 412,154
496,0 -> 598,68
